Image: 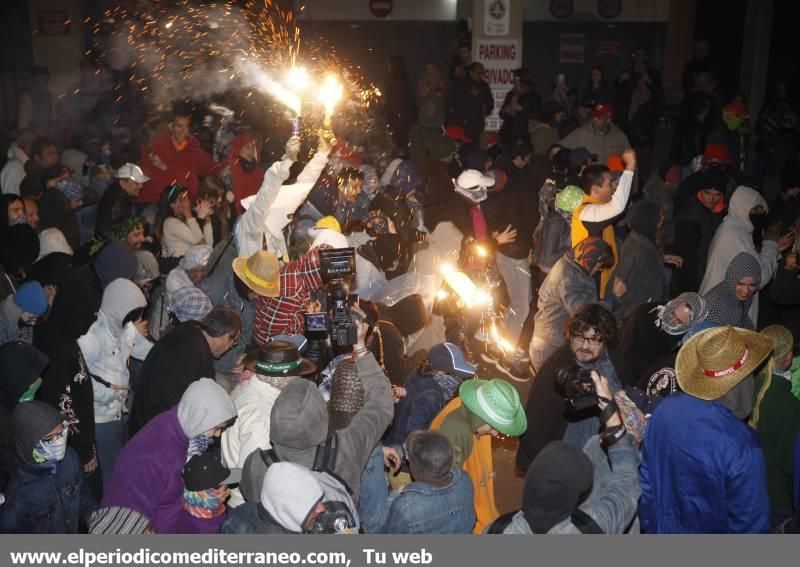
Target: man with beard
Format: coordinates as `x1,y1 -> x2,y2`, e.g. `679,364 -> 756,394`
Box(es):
517,304 -> 628,472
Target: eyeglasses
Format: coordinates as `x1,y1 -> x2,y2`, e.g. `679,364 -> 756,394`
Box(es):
230,334 -> 241,348
571,334 -> 604,346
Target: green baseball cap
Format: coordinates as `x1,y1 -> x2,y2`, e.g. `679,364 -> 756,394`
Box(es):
555,185 -> 585,213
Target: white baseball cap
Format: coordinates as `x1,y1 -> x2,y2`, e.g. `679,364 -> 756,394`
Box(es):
454,169 -> 495,203
115,163 -> 150,183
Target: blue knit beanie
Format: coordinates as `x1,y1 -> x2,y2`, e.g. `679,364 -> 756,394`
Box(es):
14,282 -> 48,317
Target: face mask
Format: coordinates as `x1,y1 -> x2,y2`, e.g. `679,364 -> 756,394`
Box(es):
181,486 -> 228,519
187,434 -> 214,459
749,212 -> 769,234
304,501 -> 356,534
239,157 -> 257,173
9,216 -> 27,227
32,423 -> 69,464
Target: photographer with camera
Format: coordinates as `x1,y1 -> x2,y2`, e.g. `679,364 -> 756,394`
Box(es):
517,304 -> 628,472
241,309 -> 393,506
489,371 -> 640,534
529,237 -> 626,374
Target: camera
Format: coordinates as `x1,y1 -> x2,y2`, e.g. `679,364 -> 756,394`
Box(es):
304,248 -> 359,346
555,365 -> 598,412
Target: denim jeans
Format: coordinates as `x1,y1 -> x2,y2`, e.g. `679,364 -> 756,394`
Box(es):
495,253 -> 532,348
95,420 -> 125,491
357,445 -> 391,533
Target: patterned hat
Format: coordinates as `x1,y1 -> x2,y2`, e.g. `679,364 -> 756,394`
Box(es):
555,186 -> 584,213
56,177 -> 84,201
170,286 -> 213,323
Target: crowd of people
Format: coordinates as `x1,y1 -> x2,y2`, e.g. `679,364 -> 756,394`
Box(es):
1,36 -> 800,535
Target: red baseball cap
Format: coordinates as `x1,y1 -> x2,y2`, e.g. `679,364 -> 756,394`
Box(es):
592,103 -> 614,118
445,125 -> 472,143
722,101 -> 749,118
702,144 -> 732,166
607,155 -> 624,173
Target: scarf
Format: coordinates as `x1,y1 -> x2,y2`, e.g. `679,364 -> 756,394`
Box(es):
181,486 -> 228,519
704,252 -> 761,329
652,292 -> 709,335
433,373 -> 462,400
187,435 -> 213,461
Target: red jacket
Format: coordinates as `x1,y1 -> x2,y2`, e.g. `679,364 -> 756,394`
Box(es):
228,133 -> 265,215
138,131 -> 218,203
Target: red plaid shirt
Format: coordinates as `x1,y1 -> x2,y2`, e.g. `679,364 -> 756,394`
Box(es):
252,248 -> 324,346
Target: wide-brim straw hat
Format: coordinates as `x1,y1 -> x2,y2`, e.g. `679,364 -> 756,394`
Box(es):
232,250 -> 280,298
676,326 -> 774,400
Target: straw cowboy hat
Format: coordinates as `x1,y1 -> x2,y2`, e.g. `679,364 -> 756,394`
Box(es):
232,250 -> 280,298
675,326 -> 774,401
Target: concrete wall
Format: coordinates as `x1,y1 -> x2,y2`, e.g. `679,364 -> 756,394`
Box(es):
295,0 -> 670,22
28,0 -> 84,97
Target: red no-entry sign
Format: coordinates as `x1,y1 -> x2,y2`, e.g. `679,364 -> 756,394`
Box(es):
369,0 -> 393,18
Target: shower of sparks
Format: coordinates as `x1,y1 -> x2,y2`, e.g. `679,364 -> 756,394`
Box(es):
90,0 -> 396,165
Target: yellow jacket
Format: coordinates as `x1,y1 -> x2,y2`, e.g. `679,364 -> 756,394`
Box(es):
431,398 -> 496,533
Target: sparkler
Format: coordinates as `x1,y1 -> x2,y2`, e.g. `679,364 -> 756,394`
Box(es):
318,74 -> 343,143
286,66 -> 309,135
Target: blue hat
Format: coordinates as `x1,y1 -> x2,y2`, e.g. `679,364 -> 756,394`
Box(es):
14,281 -> 48,317
389,161 -> 423,195
567,147 -> 597,170
427,342 -> 476,379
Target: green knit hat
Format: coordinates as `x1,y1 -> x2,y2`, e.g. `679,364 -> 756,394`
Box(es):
459,379 -> 527,437
555,185 -> 585,213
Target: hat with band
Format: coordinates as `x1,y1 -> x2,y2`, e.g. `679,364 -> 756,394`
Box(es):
251,340 -> 316,378
232,250 -> 280,297
459,379 -> 527,436
675,326 -> 774,400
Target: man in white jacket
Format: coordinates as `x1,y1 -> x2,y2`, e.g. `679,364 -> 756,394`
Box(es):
236,135 -> 332,261
700,185 -> 795,325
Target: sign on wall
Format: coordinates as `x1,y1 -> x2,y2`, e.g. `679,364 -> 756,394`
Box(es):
484,0 -> 510,36
475,38 -> 522,131
37,10 -> 71,35
559,33 -> 585,64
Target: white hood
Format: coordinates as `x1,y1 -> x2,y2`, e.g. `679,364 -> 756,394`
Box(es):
100,278 -> 147,334
310,228 -> 349,251
726,186 -> 768,232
